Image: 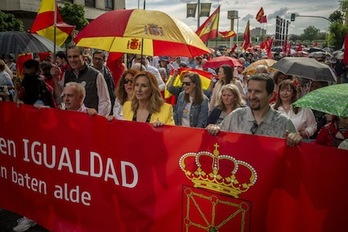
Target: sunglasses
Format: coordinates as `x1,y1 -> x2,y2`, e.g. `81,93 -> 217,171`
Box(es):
182,82 -> 192,86
123,79 -> 133,84
250,122 -> 258,134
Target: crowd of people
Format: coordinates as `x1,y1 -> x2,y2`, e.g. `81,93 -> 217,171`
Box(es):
1,43 -> 348,231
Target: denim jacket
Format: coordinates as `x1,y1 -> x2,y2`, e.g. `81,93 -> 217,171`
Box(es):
174,91 -> 209,128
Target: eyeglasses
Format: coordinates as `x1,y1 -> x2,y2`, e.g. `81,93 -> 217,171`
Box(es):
250,122 -> 258,134
182,82 -> 192,86
123,79 -> 133,84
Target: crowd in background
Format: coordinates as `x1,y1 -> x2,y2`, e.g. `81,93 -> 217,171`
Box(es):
1,43 -> 348,231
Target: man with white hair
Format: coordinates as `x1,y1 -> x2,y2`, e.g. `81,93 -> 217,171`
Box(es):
62,82 -> 97,115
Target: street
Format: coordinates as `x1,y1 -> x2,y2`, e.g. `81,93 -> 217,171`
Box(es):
0,209 -> 48,232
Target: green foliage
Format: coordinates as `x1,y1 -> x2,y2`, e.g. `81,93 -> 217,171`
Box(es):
0,10 -> 24,32
301,26 -> 320,42
59,3 -> 89,31
329,10 -> 344,24
58,3 -> 89,46
328,21 -> 348,50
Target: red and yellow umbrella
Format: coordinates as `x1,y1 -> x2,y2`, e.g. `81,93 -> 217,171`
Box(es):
242,59 -> 277,75
74,9 -> 211,57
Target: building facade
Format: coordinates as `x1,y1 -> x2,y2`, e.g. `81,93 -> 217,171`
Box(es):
0,0 -> 126,31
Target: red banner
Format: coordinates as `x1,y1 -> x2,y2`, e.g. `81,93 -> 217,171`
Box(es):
1,102 -> 348,231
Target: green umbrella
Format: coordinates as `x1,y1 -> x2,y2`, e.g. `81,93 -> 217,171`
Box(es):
293,84 -> 348,117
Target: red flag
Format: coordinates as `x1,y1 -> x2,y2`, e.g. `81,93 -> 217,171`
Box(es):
255,7 -> 267,23
230,44 -> 238,53
282,39 -> 288,55
195,6 -> 220,43
31,0 -> 75,46
260,15 -> 267,23
2,102 -> 348,232
241,20 -> 251,50
296,43 -> 303,52
264,37 -> 273,58
343,34 -> 348,64
219,30 -> 236,39
16,54 -> 34,78
287,42 -> 292,56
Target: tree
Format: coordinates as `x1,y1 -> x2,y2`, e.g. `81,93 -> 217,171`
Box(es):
329,10 -> 344,24
59,3 -> 89,31
328,22 -> 348,50
301,26 -> 320,42
327,10 -> 348,50
0,11 -> 24,32
58,3 -> 89,45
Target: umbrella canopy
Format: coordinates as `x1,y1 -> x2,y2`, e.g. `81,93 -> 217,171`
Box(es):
0,31 -> 63,55
293,84 -> 348,117
203,56 -> 242,69
74,9 -> 210,57
271,57 -> 337,82
242,59 -> 277,75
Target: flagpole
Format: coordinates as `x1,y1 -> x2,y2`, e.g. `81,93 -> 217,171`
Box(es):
54,0 -> 57,56
197,0 -> 200,30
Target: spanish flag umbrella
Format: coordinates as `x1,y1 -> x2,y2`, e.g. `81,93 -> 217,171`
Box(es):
74,9 -> 211,57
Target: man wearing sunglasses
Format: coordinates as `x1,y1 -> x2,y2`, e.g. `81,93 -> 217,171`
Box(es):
206,73 -> 302,147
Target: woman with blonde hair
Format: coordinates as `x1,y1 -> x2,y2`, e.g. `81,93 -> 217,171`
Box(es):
207,84 -> 245,125
122,71 -> 174,126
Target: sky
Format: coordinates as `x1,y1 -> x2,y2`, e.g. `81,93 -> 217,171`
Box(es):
125,0 -> 341,36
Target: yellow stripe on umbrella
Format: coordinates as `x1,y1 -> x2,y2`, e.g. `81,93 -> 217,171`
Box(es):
74,9 -> 210,57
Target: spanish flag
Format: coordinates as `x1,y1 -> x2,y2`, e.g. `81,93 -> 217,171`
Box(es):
165,68 -> 214,103
255,7 -> 267,23
219,30 -> 236,39
241,20 -> 251,50
31,0 -> 75,47
195,5 -> 220,43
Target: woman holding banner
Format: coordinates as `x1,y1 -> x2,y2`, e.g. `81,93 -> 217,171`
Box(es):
122,71 -> 175,127
174,72 -> 209,128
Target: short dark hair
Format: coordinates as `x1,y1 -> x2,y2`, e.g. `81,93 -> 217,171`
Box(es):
56,51 -> 67,60
92,50 -> 106,60
23,59 -> 40,72
247,73 -> 275,95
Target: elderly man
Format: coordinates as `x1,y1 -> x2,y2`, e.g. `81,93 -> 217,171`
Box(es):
58,44 -> 111,116
62,82 -> 97,115
206,73 -> 302,147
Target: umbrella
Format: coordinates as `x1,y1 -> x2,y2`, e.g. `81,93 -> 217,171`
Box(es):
271,57 -> 337,82
0,31 -> 63,55
203,56 -> 242,69
242,59 -> 277,75
293,84 -> 348,117
74,9 -> 210,57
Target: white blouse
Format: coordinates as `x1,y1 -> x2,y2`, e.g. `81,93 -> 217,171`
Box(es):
277,105 -> 317,137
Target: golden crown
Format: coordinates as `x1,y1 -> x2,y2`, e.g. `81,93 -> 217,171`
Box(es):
179,143 -> 257,198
